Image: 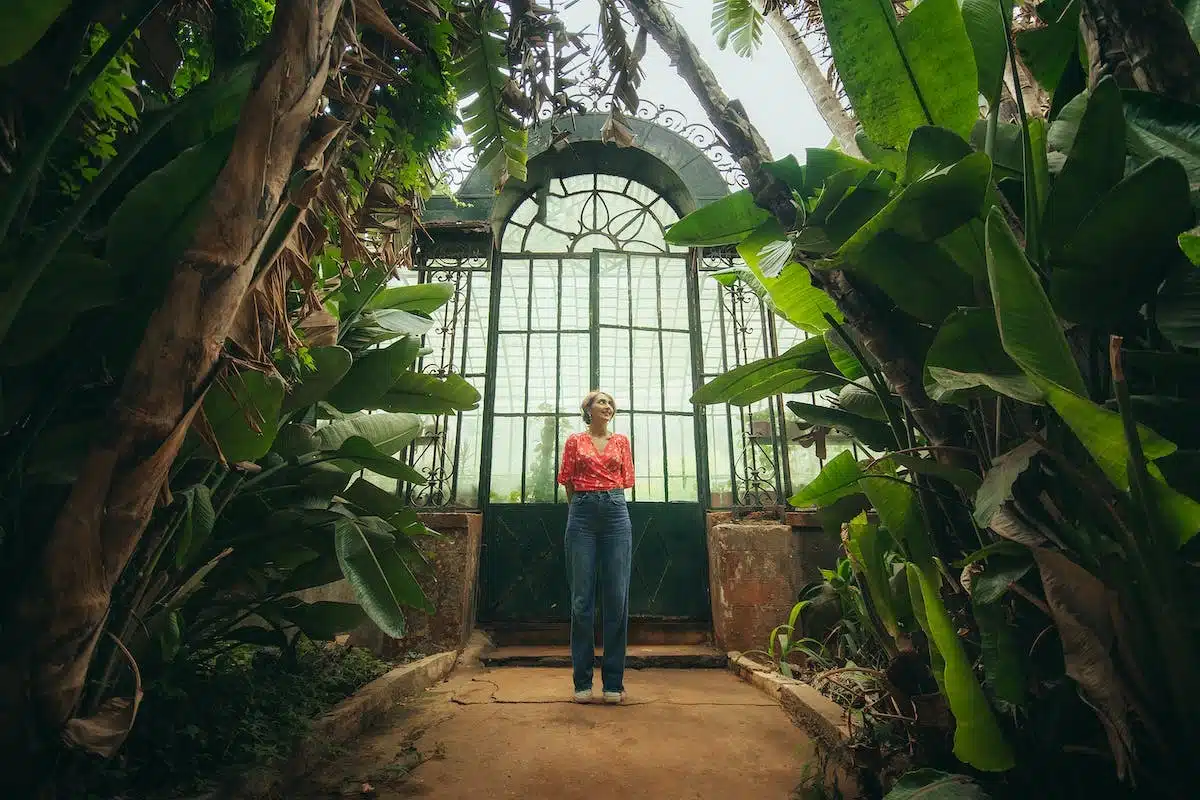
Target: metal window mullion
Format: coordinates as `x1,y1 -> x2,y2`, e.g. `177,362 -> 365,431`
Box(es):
718,279 -> 739,505
450,268 -> 475,505
655,256 -> 668,502
625,253 -> 636,502
687,249 -> 711,510
555,257 -> 564,504
520,258 -> 534,504
768,312 -> 794,504
478,250 -> 504,509
590,251 -> 600,390
757,299 -> 784,506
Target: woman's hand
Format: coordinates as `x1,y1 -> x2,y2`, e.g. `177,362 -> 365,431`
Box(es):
564,485 -> 574,503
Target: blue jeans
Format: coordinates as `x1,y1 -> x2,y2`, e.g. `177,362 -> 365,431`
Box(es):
565,489 -> 633,693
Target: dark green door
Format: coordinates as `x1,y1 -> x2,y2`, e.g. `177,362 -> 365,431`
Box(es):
478,241 -> 710,624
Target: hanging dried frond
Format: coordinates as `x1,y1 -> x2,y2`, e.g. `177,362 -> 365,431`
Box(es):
598,0 -> 647,112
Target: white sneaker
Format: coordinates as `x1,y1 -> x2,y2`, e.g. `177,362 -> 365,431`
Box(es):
603,690 -> 625,705
573,689 -> 592,703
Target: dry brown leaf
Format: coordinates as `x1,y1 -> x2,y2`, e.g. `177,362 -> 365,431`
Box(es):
298,308 -> 339,347
352,0 -> 421,53
1034,547 -> 1134,778
62,635 -> 142,758
989,503 -> 1047,546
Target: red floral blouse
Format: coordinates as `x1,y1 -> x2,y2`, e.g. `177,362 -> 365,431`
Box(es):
557,432 -> 635,491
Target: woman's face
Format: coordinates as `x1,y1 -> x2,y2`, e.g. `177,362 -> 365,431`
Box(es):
590,393 -> 615,423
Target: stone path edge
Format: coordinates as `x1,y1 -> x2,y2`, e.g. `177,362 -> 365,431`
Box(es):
727,651 -> 863,799
223,650 -> 459,800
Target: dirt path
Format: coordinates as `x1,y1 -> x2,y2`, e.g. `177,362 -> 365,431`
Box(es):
294,663 -> 815,799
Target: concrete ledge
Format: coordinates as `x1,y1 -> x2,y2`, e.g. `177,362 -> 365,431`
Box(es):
230,651 -> 458,799
728,652 -> 862,799
481,644 -> 727,669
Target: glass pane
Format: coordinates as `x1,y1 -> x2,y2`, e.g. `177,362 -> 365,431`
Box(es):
359,470 -> 398,495
698,277 -> 726,376
548,187 -> 590,233
598,253 -> 629,327
632,414 -> 665,501
493,333 -> 527,413
509,196 -> 537,226
422,277 -> 458,373
562,174 -> 592,192
524,415 -> 559,502
558,333 -> 589,414
455,408 -> 483,506
661,331 -> 694,412
599,326 -> 631,410
499,259 -> 529,329
409,416 -> 453,506
664,415 -> 698,502
658,259 -> 689,330
573,233 -> 613,252
630,255 -> 659,328
651,197 -> 680,226
631,329 -> 662,411
734,299 -> 769,363
597,174 -> 627,192
610,204 -> 655,248
501,221 -> 527,252
527,333 -> 557,413
489,416 -> 523,503
561,259 -> 590,330
525,222 -> 571,252
706,406 -> 734,508
775,316 -> 809,353
463,271 -> 490,375
529,260 -> 559,331
740,401 -> 779,505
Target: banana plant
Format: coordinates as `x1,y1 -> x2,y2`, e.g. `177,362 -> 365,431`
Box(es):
675,0 -> 1200,784
104,272 -> 480,680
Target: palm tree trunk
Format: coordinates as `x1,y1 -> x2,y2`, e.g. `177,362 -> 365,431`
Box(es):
0,0 -> 348,791
1080,0 -> 1200,103
763,8 -> 862,157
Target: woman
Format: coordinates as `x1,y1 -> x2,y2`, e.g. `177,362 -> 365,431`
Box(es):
556,390 -> 635,705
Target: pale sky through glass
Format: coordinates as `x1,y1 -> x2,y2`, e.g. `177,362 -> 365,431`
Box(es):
556,0 -> 833,158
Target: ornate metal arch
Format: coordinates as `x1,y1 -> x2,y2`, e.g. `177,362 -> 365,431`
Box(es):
422,87 -> 743,233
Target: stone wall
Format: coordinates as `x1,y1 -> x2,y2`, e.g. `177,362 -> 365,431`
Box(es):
299,512 -> 483,659
705,511 -> 840,653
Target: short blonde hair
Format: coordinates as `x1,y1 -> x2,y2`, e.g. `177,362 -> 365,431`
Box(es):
580,390 -> 617,424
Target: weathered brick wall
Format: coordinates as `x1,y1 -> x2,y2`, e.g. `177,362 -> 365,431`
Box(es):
706,512 -> 840,653
299,512 -> 483,659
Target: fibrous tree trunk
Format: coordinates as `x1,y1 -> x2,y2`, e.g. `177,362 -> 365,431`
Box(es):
0,0 -> 348,791
620,0 -> 963,449
1080,0 -> 1200,104
763,8 -> 862,157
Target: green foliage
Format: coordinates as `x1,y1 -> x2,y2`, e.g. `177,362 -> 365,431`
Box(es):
76,641 -> 392,799
884,770 -> 991,799
452,0 -> 527,184
711,0 -> 764,58
0,1 -> 72,67
821,0 -> 978,152
682,0 -> 1200,786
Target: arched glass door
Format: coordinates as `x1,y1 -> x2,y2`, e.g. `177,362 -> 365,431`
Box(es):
478,174 -> 710,627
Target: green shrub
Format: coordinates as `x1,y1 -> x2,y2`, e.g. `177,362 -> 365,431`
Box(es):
73,640 -> 391,799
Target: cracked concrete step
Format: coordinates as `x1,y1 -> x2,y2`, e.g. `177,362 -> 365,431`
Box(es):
480,643 -> 727,669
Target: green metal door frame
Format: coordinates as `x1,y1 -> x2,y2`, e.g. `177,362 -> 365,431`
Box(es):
477,241 -> 713,624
